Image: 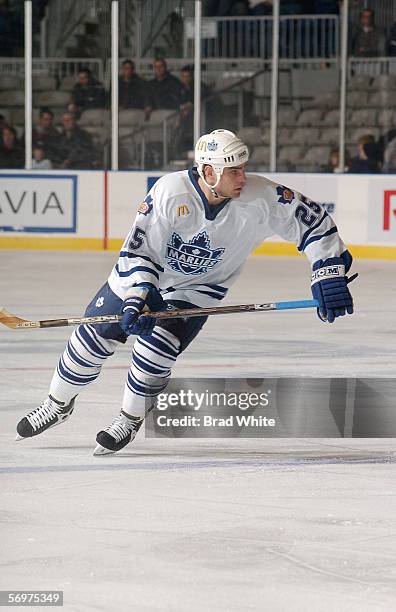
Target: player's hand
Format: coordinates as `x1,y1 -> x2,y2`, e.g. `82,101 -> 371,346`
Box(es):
120,286 -> 165,336
311,256 -> 357,323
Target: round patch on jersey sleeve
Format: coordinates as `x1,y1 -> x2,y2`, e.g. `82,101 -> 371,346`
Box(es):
276,185 -> 296,205
138,195 -> 153,215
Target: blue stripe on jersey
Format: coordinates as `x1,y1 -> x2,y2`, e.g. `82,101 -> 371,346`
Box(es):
119,252 -> 164,273
298,212 -> 329,252
135,282 -> 157,289
193,289 -> 224,300
115,264 -> 160,280
303,226 -> 339,250
202,283 -> 228,294
162,284 -> 227,296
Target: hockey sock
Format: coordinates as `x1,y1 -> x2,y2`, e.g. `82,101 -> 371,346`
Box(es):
49,324 -> 119,403
122,326 -> 181,419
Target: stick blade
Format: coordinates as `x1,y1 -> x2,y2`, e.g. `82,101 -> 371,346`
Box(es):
0,307 -> 31,329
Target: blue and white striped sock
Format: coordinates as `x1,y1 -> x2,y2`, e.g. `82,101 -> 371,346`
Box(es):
49,324 -> 118,403
122,326 -> 181,419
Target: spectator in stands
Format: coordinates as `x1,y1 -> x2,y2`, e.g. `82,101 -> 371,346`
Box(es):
179,65 -> 194,110
32,145 -> 52,170
377,127 -> 396,165
0,125 -> 24,168
179,65 -> 223,140
383,136 -> 396,173
323,148 -> 350,173
68,68 -> 107,118
118,59 -> 150,114
174,65 -> 209,156
0,113 -> 7,145
58,112 -> 95,170
179,65 -> 209,109
348,134 -> 381,174
351,8 -> 385,58
147,58 -> 184,112
167,11 -> 184,56
32,107 -> 61,166
387,21 -> 396,56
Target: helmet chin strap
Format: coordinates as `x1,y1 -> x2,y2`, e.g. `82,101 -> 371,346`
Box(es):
198,166 -> 224,198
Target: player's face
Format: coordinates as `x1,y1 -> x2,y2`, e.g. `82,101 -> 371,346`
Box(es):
218,165 -> 247,198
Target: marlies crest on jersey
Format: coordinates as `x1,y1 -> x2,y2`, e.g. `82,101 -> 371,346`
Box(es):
166,231 -> 225,276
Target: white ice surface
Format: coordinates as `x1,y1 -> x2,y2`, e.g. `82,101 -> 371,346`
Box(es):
1,251 -> 396,612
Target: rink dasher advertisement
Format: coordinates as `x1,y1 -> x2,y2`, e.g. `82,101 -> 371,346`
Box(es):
0,174 -> 77,233
368,177 -> 396,242
0,170 -> 395,256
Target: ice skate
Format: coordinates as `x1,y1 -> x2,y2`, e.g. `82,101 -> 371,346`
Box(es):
94,411 -> 144,455
16,395 -> 76,440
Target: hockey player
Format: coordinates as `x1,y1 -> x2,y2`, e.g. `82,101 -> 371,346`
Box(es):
16,129 -> 355,455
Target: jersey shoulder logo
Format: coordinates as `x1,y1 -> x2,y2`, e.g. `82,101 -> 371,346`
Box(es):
177,204 -> 190,217
166,231 -> 225,276
276,185 -> 295,205
138,194 -> 153,216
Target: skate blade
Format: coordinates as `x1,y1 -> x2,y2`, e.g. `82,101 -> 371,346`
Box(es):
15,433 -> 25,441
93,444 -> 115,456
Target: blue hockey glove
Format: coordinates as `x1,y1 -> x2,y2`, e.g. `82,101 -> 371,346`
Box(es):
120,286 -> 165,336
311,252 -> 357,323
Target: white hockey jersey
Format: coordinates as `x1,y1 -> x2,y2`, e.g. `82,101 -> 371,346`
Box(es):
107,169 -> 347,307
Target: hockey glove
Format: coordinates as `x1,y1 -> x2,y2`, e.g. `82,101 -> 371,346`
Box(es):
120,285 -> 165,336
311,252 -> 357,323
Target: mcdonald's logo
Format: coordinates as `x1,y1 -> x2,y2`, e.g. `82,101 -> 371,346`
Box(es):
177,204 -> 190,217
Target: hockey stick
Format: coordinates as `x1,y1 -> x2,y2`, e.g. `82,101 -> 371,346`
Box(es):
0,300 -> 319,330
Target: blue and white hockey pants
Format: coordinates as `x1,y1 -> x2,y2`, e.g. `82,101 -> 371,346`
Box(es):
48,282 -> 208,419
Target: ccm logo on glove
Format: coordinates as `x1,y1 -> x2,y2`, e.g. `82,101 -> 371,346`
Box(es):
311,264 -> 344,284
311,253 -> 356,323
